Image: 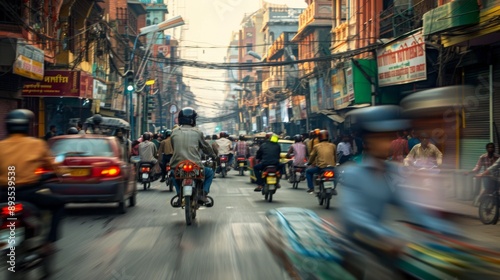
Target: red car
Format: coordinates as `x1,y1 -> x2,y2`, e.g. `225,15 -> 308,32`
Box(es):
46,134 -> 137,214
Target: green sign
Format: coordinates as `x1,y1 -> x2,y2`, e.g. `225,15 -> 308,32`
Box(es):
423,0 -> 479,35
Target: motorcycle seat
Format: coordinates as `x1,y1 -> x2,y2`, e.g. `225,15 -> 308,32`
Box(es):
264,165 -> 279,172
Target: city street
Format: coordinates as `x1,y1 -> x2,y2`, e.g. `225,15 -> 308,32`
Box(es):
44,170 -> 499,279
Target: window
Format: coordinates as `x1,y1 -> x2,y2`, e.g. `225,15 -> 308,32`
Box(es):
246,43 -> 253,52
50,139 -> 114,157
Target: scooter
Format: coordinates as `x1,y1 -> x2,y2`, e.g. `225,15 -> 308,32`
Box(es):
235,156 -> 248,176
165,163 -> 173,192
289,165 -> 306,189
313,167 -> 336,209
138,162 -> 161,190
261,165 -> 280,202
218,154 -> 230,178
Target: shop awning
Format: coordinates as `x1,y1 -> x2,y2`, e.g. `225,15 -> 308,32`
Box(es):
319,110 -> 345,123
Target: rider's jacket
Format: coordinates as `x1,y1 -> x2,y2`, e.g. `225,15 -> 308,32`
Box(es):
215,137 -> 232,155
158,137 -> 174,156
287,142 -> 307,166
170,125 -> 215,168
308,141 -> 337,168
0,134 -> 55,188
256,141 -> 281,166
139,140 -> 158,163
404,143 -> 443,166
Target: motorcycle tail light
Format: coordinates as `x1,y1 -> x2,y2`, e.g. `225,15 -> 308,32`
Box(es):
237,157 -> 245,161
1,203 -> 23,217
323,171 -> 334,178
183,164 -> 194,172
166,165 -> 171,171
141,167 -> 151,173
262,172 -> 268,177
35,167 -> 51,175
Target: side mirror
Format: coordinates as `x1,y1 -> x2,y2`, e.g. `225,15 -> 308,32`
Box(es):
130,156 -> 141,163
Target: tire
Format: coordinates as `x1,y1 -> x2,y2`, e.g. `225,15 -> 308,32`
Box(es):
293,181 -> 298,189
326,196 -> 331,209
118,198 -> 127,214
147,182 -> 151,189
221,169 -> 226,178
143,182 -> 147,190
129,191 -> 136,207
239,169 -> 244,176
268,192 -> 273,202
478,195 -> 499,225
185,196 -> 192,225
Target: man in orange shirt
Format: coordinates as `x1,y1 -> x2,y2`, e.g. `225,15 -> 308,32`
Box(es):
0,109 -> 65,254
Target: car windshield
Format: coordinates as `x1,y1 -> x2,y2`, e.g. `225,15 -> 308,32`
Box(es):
50,139 -> 114,157
279,142 -> 292,152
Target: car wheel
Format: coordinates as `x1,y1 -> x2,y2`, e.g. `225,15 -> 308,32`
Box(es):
117,193 -> 127,214
129,191 -> 137,207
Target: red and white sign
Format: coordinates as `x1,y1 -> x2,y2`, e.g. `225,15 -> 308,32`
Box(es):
376,31 -> 426,87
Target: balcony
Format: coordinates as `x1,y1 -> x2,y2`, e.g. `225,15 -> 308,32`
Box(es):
262,74 -> 285,93
297,1 -> 333,35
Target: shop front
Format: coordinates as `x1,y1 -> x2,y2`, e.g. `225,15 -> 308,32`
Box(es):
22,70 -> 94,137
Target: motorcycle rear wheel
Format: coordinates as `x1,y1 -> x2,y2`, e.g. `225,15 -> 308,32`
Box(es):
239,169 -> 244,176
325,196 -> 331,209
185,197 -> 193,225
478,195 -> 499,225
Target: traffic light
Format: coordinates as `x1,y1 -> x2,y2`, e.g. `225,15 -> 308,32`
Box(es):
125,71 -> 134,92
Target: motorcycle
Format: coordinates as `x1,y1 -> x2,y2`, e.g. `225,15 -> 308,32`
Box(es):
218,154 -> 230,178
138,162 -> 161,190
0,155 -> 65,279
164,163 -> 173,192
265,207 -> 500,280
313,167 -> 336,209
289,165 -> 306,189
261,165 -> 280,202
235,156 -> 248,176
170,160 -> 214,226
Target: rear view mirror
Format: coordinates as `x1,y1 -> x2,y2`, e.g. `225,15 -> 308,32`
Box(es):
130,156 -> 141,163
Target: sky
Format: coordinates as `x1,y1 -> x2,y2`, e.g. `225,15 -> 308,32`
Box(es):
163,0 -> 307,131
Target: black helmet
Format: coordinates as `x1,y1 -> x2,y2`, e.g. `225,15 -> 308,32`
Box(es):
92,114 -> 103,125
293,134 -> 302,142
318,130 -> 329,142
212,134 -> 218,140
67,127 -> 79,134
345,105 -> 410,133
178,107 -> 197,126
163,129 -> 172,139
239,135 -> 245,141
143,132 -> 151,141
284,136 -> 291,140
5,109 -> 34,135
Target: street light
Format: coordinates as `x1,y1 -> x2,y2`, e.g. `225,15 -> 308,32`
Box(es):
127,15 -> 185,139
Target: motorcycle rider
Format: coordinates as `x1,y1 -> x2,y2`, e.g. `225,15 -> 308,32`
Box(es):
234,135 -> 250,166
170,107 -> 216,203
253,132 -> 281,192
158,129 -> 174,182
138,132 -> 160,179
403,132 -> 443,167
216,131 -> 233,173
339,105 -> 458,260
305,130 -> 337,194
0,109 -> 66,255
66,126 -> 79,134
306,129 -> 321,154
286,134 -> 308,180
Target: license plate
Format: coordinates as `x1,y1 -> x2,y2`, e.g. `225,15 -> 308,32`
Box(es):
266,177 -> 277,185
239,163 -> 244,167
70,168 -> 90,177
324,181 -> 335,189
221,163 -> 226,167
142,173 -> 149,179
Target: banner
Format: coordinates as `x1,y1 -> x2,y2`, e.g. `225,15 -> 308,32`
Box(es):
376,31 -> 426,87
309,78 -> 319,112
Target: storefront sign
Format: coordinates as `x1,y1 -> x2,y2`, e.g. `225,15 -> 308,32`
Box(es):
13,42 -> 44,81
93,79 -> 107,101
22,70 -> 94,98
376,31 -> 426,87
423,0 -> 479,35
345,67 -> 354,101
269,103 -> 276,123
332,69 -> 349,110
112,94 -> 125,112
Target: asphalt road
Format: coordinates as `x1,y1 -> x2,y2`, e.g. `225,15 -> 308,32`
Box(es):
50,171 -> 338,280
14,169 -> 499,280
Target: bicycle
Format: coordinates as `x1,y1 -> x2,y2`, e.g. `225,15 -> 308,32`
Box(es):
478,176 -> 499,224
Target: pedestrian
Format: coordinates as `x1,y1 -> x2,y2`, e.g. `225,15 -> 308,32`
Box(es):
44,125 -> 57,140
388,131 -> 409,163
337,135 -> 353,164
